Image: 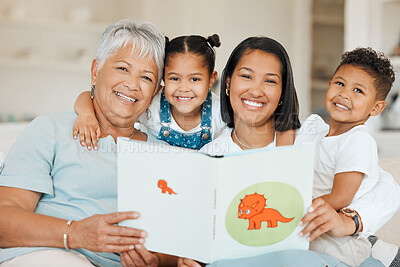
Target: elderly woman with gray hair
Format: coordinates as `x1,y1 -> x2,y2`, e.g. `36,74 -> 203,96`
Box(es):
0,19 -> 176,266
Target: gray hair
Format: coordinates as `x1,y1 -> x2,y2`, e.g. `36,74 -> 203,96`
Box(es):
95,19 -> 165,85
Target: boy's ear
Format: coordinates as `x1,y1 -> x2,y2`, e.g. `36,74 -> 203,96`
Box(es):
208,71 -> 218,90
370,100 -> 387,116
91,59 -> 98,86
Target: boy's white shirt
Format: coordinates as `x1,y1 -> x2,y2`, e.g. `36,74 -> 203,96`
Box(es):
295,114 -> 400,238
139,90 -> 227,140
311,119 -> 379,201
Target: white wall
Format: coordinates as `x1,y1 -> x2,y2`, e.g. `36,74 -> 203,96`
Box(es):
345,0 -> 400,55
139,0 -> 312,116
0,0 -> 312,121
344,0 -> 400,132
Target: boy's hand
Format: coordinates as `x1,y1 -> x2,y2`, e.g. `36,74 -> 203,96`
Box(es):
73,115 -> 101,150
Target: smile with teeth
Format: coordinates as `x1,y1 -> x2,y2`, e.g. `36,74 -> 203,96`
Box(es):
176,96 -> 193,101
243,99 -> 265,108
115,91 -> 137,103
334,102 -> 350,111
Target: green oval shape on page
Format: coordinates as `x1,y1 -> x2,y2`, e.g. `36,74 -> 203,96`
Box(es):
225,182 -> 303,246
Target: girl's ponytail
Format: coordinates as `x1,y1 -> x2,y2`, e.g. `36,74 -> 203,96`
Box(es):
206,34 -> 221,49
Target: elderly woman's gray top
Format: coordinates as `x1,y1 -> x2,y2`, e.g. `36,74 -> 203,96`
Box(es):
0,112 -> 158,266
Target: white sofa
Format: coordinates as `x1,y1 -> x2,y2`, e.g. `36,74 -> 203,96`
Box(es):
376,158 -> 400,247
0,122 -> 399,247
0,122 -> 29,154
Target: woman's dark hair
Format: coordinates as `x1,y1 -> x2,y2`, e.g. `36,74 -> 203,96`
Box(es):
220,37 -> 300,131
164,34 -> 221,75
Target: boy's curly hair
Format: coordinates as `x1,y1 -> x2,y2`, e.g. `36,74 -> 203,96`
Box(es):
334,47 -> 395,100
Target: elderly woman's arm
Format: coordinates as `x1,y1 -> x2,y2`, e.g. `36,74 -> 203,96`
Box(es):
0,187 -> 48,247
0,186 -> 145,251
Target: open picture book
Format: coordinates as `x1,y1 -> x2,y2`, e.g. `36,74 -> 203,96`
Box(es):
117,138 -> 314,263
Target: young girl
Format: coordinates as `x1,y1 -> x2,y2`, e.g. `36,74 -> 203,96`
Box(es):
73,34 -> 225,150
199,36 -> 300,155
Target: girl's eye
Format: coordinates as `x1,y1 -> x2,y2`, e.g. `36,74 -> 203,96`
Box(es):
117,67 -> 128,72
170,77 -> 179,81
335,81 -> 344,86
241,74 -> 251,79
191,77 -> 200,82
142,76 -> 153,82
354,88 -> 363,94
265,79 -> 277,84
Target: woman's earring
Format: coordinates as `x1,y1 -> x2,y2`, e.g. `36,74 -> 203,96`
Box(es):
278,100 -> 283,106
90,85 -> 95,99
225,85 -> 230,96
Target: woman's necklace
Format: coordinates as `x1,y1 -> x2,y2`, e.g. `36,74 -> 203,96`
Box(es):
233,129 -> 254,149
98,120 -> 135,141
232,129 -> 273,150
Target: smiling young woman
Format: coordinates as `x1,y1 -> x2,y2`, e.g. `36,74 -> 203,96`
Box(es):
200,36 -> 300,154
227,49 -> 283,148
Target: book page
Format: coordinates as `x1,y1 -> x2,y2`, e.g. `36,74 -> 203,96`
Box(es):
117,139 -> 216,262
213,144 -> 314,261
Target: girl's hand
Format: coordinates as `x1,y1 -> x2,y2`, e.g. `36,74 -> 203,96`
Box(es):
178,258 -> 204,267
73,115 -> 101,150
298,197 -> 348,241
69,211 -> 146,252
120,245 -> 159,267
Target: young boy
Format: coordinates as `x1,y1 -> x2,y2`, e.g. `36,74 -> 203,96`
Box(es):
303,47 -> 396,266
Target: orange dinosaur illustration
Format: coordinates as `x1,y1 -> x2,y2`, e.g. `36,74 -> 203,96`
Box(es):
157,179 -> 177,195
238,193 -> 293,230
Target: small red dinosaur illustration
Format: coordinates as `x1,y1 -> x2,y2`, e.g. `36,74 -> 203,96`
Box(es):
157,179 -> 177,195
238,192 -> 293,230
